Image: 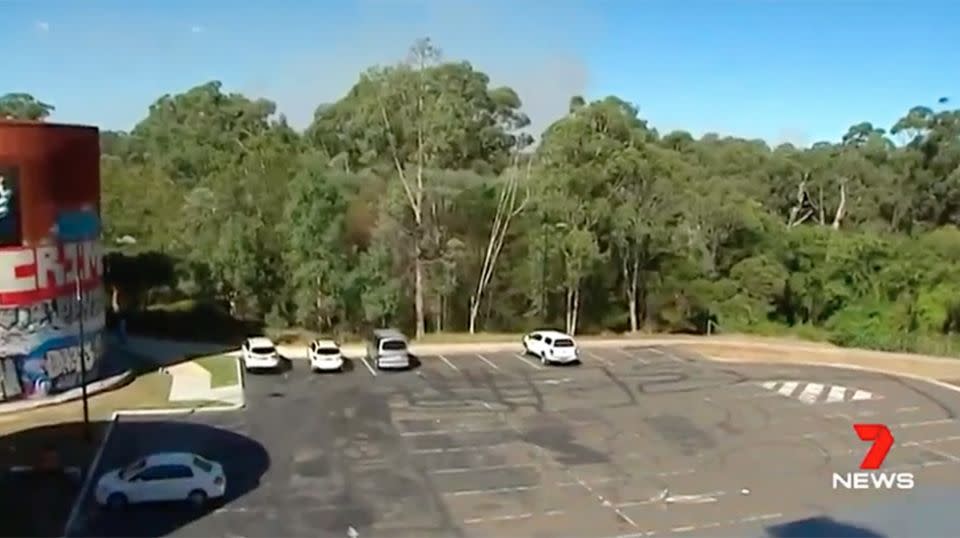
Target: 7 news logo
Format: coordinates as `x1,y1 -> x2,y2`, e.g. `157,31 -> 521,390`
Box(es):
832,424 -> 915,490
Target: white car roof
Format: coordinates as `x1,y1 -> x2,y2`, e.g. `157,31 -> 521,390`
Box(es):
246,337 -> 275,348
532,330 -> 574,340
142,452 -> 205,465
312,339 -> 339,348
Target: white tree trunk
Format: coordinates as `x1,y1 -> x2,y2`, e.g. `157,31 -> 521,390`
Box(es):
571,287 -> 580,335
468,296 -> 478,334
623,253 -> 640,333
414,248 -> 425,338
468,158 -> 530,334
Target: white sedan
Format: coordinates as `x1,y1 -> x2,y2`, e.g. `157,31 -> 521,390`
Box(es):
522,330 -> 580,365
95,452 -> 226,509
309,339 -> 344,372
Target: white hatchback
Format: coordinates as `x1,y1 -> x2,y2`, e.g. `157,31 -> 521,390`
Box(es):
522,330 -> 580,365
95,452 -> 226,509
241,337 -> 281,371
309,339 -> 344,372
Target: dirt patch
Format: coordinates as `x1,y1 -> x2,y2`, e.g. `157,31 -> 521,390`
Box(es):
676,341 -> 960,381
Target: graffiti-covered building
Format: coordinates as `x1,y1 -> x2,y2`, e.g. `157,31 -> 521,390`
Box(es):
0,120 -> 105,401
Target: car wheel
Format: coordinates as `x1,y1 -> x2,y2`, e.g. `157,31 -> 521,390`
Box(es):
188,489 -> 208,508
106,492 -> 128,510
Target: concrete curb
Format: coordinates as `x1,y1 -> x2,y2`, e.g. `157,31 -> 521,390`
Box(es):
62,358 -> 246,537
0,370 -> 134,416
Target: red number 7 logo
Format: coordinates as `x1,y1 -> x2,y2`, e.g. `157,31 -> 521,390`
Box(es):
854,424 -> 894,470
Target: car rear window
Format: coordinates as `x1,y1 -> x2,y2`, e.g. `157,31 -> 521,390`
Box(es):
251,346 -> 275,354
316,347 -> 339,355
381,340 -> 407,351
192,456 -> 213,473
554,339 -> 575,347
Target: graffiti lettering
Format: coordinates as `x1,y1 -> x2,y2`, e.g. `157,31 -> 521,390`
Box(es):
0,288 -> 105,332
0,241 -> 103,305
44,335 -> 102,381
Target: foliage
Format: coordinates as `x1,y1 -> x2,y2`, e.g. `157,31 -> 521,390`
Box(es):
17,39 -> 960,355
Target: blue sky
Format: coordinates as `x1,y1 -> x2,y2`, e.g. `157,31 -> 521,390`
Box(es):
1,0 -> 956,146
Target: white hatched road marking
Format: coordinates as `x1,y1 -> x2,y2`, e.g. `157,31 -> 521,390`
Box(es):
476,354 -> 501,371
756,380 -> 877,404
797,383 -> 825,404
826,385 -> 847,403
777,381 -> 799,397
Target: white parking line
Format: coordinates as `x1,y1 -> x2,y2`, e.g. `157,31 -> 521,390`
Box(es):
915,443 -> 960,462
609,348 -> 649,364
438,354 -> 460,372
431,463 -> 537,474
445,485 -> 539,496
898,418 -> 954,428
615,490 -> 726,508
401,427 -> 510,437
585,350 -> 614,367
650,347 -> 685,362
358,356 -> 377,376
513,353 -> 542,370
477,354 -> 502,371
464,510 -> 564,525
412,442 -> 513,454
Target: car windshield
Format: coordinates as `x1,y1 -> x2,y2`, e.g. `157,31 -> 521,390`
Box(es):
119,458 -> 147,480
192,456 -> 213,473
316,347 -> 339,355
251,346 -> 275,354
554,339 -> 575,348
381,340 -> 406,351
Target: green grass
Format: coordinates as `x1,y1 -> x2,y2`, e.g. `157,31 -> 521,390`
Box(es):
193,354 -> 240,388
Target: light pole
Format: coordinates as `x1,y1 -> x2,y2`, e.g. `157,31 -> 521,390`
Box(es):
75,243 -> 91,443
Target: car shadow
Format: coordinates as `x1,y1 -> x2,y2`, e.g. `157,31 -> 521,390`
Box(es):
766,516 -> 886,537
73,418 -> 270,538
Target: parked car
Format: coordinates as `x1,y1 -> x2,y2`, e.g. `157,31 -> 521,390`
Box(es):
95,452 -> 226,509
309,339 -> 344,372
522,330 -> 580,365
367,329 -> 411,369
241,336 -> 281,372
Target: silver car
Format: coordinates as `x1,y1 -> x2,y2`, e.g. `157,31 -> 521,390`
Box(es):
367,329 -> 411,369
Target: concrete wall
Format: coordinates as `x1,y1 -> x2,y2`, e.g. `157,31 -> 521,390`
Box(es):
0,121 -> 105,401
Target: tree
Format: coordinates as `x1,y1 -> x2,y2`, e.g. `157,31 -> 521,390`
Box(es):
0,93 -> 54,120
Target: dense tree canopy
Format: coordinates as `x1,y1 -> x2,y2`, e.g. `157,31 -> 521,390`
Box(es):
8,40 -> 960,354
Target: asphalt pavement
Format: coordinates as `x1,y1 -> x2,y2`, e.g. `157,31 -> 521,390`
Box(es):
70,345 -> 960,537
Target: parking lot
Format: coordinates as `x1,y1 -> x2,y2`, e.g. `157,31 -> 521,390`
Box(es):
74,345 -> 960,537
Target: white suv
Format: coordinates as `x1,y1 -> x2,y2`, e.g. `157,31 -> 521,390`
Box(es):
309,339 -> 344,372
522,330 -> 580,365
241,337 -> 281,371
